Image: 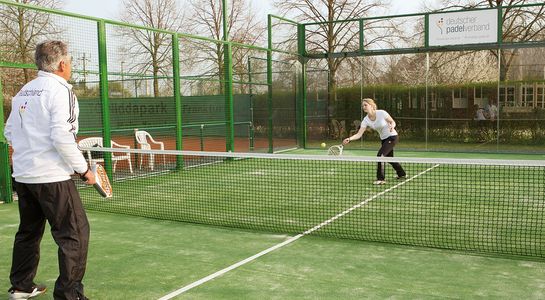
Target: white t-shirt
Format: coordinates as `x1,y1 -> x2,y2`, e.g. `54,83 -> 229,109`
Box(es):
362,110 -> 397,140
475,108 -> 486,120
486,104 -> 498,119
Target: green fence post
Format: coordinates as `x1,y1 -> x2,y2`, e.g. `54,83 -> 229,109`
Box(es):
297,23 -> 307,149
424,13 -> 429,48
172,34 -> 183,169
496,6 -> 503,150
224,44 -> 235,152
0,77 -> 13,203
359,19 -> 364,55
222,0 -> 235,152
249,123 -> 254,151
97,20 -> 113,179
0,142 -> 11,203
248,57 -> 255,151
267,15 -> 274,153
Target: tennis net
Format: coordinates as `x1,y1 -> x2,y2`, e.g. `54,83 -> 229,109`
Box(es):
78,148 -> 545,258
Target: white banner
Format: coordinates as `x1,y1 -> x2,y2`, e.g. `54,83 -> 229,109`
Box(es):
428,9 -> 498,46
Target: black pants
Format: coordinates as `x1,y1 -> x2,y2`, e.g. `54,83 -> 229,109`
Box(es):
10,180 -> 89,300
376,135 -> 406,181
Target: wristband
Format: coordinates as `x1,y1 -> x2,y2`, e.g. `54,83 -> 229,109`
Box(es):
78,167 -> 90,180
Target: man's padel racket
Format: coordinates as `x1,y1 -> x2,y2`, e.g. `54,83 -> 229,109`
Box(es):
327,144 -> 343,156
82,163 -> 112,198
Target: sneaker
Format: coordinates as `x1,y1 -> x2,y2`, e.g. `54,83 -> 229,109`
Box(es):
8,284 -> 46,300
373,180 -> 386,185
76,292 -> 89,300
396,175 -> 407,180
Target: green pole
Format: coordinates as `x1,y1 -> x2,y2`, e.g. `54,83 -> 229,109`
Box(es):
222,0 -> 235,152
424,14 -> 429,48
0,143 -> 11,203
497,6 -> 503,47
497,6 -> 503,151
359,19 -> 364,54
97,20 -> 113,178
0,77 -> 13,203
298,63 -> 307,149
247,57 -> 254,150
267,14 -> 274,153
297,23 -> 307,149
172,34 -> 183,169
424,14 -> 429,150
247,57 -> 253,94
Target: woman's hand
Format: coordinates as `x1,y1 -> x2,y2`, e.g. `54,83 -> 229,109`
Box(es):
343,138 -> 351,145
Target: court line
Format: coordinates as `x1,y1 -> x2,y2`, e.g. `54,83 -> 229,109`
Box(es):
158,164 -> 441,300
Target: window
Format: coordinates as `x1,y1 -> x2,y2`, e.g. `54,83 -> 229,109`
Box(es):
452,88 -> 467,109
537,85 -> 545,109
521,85 -> 534,107
500,85 -> 515,107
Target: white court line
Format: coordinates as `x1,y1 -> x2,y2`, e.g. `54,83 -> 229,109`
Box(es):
158,164 -> 441,300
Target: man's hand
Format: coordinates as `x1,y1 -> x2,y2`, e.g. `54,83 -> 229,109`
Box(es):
80,170 -> 96,185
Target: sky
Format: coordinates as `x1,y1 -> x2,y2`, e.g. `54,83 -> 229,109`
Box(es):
63,0 -> 431,23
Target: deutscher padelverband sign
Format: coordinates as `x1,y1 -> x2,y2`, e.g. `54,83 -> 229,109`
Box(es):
428,9 -> 498,46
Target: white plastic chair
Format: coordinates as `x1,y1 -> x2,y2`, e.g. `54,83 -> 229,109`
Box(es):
78,137 -> 133,173
135,130 -> 165,171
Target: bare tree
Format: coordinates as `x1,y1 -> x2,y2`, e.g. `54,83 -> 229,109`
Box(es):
430,0 -> 545,80
375,0 -> 544,85
273,0 -> 401,113
0,0 -> 62,82
185,0 -> 265,94
119,0 -> 184,97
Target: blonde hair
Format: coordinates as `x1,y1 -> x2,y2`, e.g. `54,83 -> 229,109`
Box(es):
362,98 -> 377,110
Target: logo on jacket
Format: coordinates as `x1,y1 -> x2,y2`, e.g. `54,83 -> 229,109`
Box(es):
19,101 -> 28,127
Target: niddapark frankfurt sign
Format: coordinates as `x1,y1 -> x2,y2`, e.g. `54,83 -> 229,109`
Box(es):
428,9 -> 498,46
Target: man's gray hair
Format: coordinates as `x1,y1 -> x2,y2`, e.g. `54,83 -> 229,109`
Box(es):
35,41 -> 69,73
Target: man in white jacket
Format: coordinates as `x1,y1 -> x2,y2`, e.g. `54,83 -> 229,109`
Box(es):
4,41 -> 95,300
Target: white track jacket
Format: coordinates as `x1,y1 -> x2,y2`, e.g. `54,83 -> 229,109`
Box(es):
4,71 -> 88,183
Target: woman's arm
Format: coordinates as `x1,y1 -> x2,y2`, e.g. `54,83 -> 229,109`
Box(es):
385,115 -> 396,132
343,124 -> 366,144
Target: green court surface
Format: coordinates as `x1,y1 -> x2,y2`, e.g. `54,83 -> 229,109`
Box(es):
3,148 -> 544,299
1,204 -> 545,299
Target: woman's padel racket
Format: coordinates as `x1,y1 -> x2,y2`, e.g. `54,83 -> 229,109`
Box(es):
327,144 -> 343,156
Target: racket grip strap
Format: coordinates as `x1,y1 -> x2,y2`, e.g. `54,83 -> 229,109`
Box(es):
78,167 -> 91,181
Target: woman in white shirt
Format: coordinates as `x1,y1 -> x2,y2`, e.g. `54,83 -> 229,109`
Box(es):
343,98 -> 406,185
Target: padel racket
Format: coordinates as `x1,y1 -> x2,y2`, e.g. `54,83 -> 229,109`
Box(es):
82,163 -> 112,198
327,144 -> 343,156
